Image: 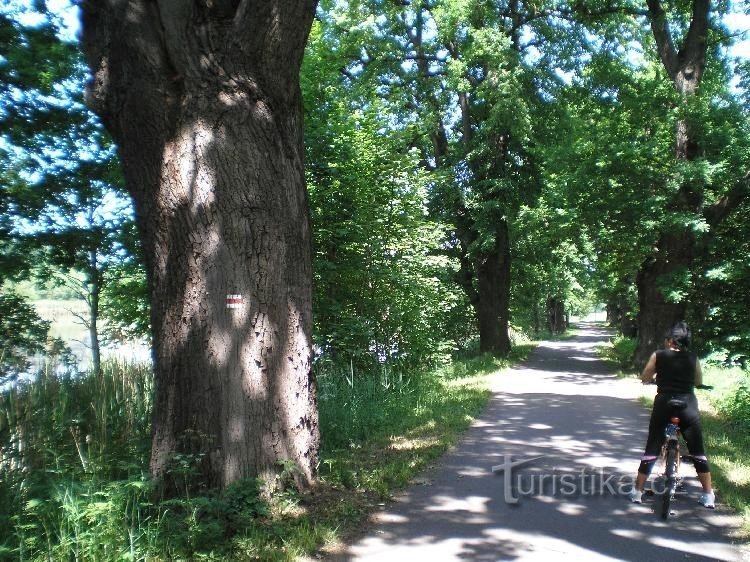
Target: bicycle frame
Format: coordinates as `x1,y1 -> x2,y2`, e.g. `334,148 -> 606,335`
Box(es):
660,415 -> 682,519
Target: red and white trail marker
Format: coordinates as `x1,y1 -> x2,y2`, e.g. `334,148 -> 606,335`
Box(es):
225,294 -> 245,309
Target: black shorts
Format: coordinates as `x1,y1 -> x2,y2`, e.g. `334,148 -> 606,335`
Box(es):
638,392 -> 709,474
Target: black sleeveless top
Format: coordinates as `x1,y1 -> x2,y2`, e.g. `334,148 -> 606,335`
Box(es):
655,349 -> 697,394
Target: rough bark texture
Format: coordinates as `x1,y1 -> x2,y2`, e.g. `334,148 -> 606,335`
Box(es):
546,297 -> 566,335
634,231 -> 693,364
416,8 -> 513,357
634,0 -> 709,366
476,226 -> 512,355
81,0 -> 319,490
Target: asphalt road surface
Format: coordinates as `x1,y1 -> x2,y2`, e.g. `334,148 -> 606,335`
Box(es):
326,322 -> 749,562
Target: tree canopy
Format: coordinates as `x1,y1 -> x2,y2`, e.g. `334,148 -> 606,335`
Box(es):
1,0 -> 748,486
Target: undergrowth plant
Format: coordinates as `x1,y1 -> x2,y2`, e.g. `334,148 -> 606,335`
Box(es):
0,344 -> 535,561
597,335 -> 638,373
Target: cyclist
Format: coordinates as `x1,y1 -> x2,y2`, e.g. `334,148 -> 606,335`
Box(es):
629,321 -> 715,508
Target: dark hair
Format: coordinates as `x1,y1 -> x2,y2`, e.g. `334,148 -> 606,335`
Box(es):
665,321 -> 691,350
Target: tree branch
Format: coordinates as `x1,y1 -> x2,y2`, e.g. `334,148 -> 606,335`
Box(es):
646,0 -> 678,79
704,171 -> 750,227
679,0 -> 710,67
500,4 -> 647,36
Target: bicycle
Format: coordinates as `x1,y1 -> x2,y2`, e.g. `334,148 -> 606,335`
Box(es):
655,384 -> 713,520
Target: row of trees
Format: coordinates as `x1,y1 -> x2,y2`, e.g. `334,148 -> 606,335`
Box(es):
1,0 -> 747,490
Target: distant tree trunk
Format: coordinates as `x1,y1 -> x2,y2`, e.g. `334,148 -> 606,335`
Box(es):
476,227 -> 512,355
81,0 -> 319,491
607,292 -> 637,337
606,298 -> 621,326
532,301 -> 541,338
622,316 -> 637,339
88,254 -> 101,377
453,208 -> 512,356
546,297 -> 566,334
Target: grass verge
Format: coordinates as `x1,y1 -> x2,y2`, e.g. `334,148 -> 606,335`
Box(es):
700,365 -> 750,533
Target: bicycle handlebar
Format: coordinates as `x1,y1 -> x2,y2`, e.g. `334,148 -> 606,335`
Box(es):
643,381 -> 713,390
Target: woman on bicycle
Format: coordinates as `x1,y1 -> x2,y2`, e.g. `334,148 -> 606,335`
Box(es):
629,321 -> 714,508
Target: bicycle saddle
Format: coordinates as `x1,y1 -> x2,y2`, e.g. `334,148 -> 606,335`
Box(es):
666,398 -> 687,409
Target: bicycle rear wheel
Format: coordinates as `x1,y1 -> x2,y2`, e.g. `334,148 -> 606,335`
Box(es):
660,442 -> 678,520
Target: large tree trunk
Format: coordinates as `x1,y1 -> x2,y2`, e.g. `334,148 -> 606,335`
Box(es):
634,231 -> 693,365
453,207 -> 512,356
634,0 -> 709,365
81,0 -> 319,491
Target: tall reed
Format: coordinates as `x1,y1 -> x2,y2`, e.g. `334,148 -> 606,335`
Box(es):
0,359 -> 153,560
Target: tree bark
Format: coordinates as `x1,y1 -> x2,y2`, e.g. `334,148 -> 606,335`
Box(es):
634,231 -> 694,365
546,297 -> 566,335
476,225 -> 512,355
81,0 -> 319,491
634,0 -> 709,365
87,249 -> 101,377
415,7 -> 513,357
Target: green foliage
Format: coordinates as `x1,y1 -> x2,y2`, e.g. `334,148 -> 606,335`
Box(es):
511,197 -> 597,335
303,23 -> 465,369
597,335 -> 638,373
541,8 -> 750,357
100,262 -> 150,342
1,0 -> 749,554
700,365 -> 750,530
0,291 -> 50,382
155,479 -> 269,558
9,477 -> 153,561
439,344 -> 536,379
316,345 -> 534,497
1,2 -> 139,374
0,359 -> 152,559
717,381 -> 750,432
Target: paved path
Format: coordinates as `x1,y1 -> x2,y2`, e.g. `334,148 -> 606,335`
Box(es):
328,323 -> 748,561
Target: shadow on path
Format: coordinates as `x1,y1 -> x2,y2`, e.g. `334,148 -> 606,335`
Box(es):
327,322 -> 747,561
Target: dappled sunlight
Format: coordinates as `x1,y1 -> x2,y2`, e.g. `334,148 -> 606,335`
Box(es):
166,118 -> 219,215
371,511 -> 409,524
425,494 -> 490,514
724,465 -> 750,485
335,323 -> 746,561
556,502 -> 587,516
240,312 -> 275,401
611,527 -> 645,539
647,535 -> 735,557
390,435 -> 440,451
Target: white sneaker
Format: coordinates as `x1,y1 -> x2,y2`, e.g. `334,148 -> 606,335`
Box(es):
629,488 -> 643,503
698,491 -> 715,509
